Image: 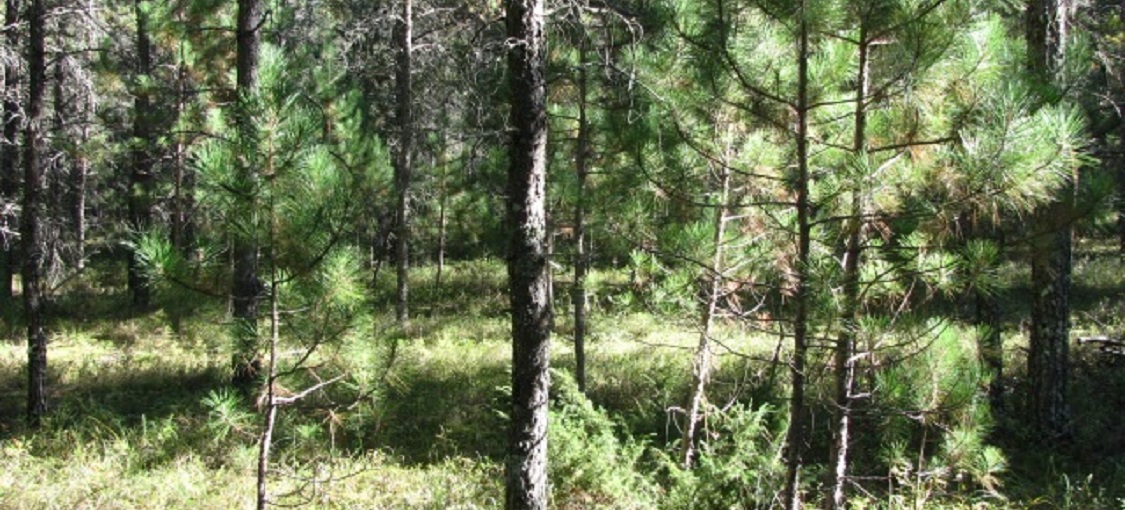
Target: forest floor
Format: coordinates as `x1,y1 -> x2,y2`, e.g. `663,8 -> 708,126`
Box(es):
0,241 -> 1123,509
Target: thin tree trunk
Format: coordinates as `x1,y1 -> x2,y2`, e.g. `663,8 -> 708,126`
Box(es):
680,164 -> 729,469
394,0 -> 413,326
0,0 -> 21,310
171,45 -> 195,256
72,91 -> 90,271
784,10 -> 811,508
23,0 -> 47,427
831,35 -> 870,510
572,42 -> 590,395
436,153 -> 447,287
256,241 -> 280,510
231,0 -> 263,391
504,0 -> 550,505
129,0 -> 155,309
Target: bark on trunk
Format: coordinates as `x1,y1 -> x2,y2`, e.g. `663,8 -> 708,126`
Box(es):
1025,0 -> 1071,439
504,0 -> 551,505
0,0 -> 21,310
572,43 -> 590,394
232,0 -> 263,391
394,0 -> 413,326
830,35 -> 870,510
129,0 -> 154,309
72,94 -> 90,271
784,11 -> 811,509
1029,226 -> 1071,438
23,0 -> 47,427
171,47 -> 195,256
680,165 -> 729,469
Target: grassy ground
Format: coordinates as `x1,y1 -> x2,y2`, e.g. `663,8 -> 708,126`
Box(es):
0,245 -> 1123,509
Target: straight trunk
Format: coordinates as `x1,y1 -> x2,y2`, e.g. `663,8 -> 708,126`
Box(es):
1029,227 -> 1071,437
394,0 -> 413,326
572,42 -> 589,394
1025,0 -> 1071,438
23,0 -> 47,427
0,0 -> 21,309
784,10 -> 811,509
72,95 -> 89,271
680,165 -> 729,469
232,0 -> 263,391
129,0 -> 154,309
171,50 -> 195,256
504,0 -> 550,505
831,35 -> 870,510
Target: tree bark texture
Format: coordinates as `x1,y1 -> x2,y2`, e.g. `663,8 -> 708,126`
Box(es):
23,0 -> 47,427
232,0 -> 263,391
504,0 -> 550,505
1029,229 -> 1071,438
784,10 -> 811,509
1025,0 -> 1072,439
0,0 -> 21,309
129,0 -> 154,309
394,0 -> 413,326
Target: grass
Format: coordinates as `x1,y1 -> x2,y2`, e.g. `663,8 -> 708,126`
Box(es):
1,247 -> 1123,508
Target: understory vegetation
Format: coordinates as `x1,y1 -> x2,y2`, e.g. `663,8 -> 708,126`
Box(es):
2,246 -> 1122,509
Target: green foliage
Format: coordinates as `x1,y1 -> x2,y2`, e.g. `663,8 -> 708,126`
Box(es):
549,370 -> 660,508
660,404 -> 785,509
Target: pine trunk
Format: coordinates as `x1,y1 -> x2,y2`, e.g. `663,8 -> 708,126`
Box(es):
504,0 -> 550,505
394,0 -> 413,326
572,43 -> 589,394
1025,0 -> 1071,438
1029,226 -> 1071,437
232,0 -> 263,391
784,11 -> 811,509
129,0 -> 154,309
23,0 -> 47,427
680,165 -> 729,469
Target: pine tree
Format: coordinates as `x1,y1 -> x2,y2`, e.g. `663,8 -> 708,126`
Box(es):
505,0 -> 551,505
23,0 -> 47,427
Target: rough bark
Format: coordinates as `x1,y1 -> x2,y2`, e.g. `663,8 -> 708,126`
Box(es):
394,0 -> 413,326
783,11 -> 811,509
232,0 -> 263,391
0,0 -> 21,310
129,0 -> 154,309
23,0 -> 47,427
680,165 -> 729,469
1029,228 -> 1071,438
1025,0 -> 1072,439
504,0 -> 551,505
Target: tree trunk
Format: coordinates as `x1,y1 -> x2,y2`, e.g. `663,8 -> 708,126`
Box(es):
171,46 -> 195,257
72,94 -> 90,271
830,35 -> 871,510
504,0 -> 550,505
1025,0 -> 1072,439
784,10 -> 811,509
23,0 -> 47,427
0,0 -> 21,311
1029,227 -> 1071,437
232,0 -> 263,391
129,0 -> 154,310
394,0 -> 413,326
572,42 -> 590,395
680,164 -> 729,469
